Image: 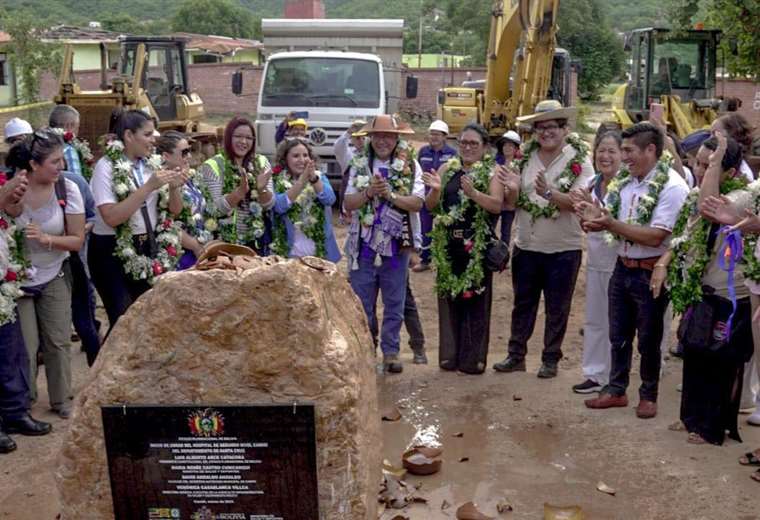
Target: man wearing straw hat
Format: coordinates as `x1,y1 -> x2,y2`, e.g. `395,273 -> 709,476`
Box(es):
343,115 -> 425,373
493,100 -> 594,378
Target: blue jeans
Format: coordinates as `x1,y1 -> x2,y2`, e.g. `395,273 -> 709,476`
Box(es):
0,317 -> 30,421
70,252 -> 101,366
350,252 -> 410,356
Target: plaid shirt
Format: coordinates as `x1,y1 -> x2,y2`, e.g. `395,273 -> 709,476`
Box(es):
63,144 -> 82,177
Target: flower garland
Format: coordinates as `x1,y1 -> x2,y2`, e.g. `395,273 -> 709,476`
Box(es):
270,166 -> 327,259
350,139 -> 416,228
52,128 -> 95,180
0,211 -> 29,326
602,153 -> 673,245
430,155 -> 495,298
668,176 -> 751,313
515,132 -> 589,221
176,169 -> 215,245
218,154 -> 268,245
104,140 -> 183,283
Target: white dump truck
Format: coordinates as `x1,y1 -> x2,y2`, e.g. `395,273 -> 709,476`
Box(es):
248,19 -> 416,186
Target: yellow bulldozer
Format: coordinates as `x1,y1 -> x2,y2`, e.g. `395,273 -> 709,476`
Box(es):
55,36 -> 219,155
436,0 -> 575,137
609,27 -> 722,139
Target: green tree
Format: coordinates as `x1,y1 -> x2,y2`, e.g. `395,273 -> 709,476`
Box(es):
101,13 -> 147,34
0,10 -> 62,104
557,0 -> 625,99
668,0 -> 760,79
171,0 -> 260,39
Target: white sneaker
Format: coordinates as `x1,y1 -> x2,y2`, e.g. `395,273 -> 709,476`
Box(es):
748,410 -> 760,426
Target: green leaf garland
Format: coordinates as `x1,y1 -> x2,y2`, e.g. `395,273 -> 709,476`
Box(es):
271,169 -> 327,259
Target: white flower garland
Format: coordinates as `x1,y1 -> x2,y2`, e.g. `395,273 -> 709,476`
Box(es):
0,212 -> 29,326
105,140 -> 183,283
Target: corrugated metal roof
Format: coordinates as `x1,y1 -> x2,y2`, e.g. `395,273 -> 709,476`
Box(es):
171,32 -> 263,55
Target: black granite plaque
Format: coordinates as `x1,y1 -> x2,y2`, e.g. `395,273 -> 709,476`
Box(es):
101,404 -> 319,520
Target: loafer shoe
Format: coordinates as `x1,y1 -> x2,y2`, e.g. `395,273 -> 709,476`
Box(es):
585,392 -> 629,409
493,356 -> 526,373
0,431 -> 17,454
635,399 -> 657,419
3,414 -> 52,436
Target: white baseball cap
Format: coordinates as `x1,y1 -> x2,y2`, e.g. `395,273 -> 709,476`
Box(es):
499,130 -> 522,146
428,120 -> 449,135
4,118 -> 33,142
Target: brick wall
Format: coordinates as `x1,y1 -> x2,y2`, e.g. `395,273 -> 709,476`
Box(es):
720,79 -> 760,130
36,65 -> 759,131
284,0 -> 325,18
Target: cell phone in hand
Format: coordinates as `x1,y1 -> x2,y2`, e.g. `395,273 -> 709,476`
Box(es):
650,103 -> 665,126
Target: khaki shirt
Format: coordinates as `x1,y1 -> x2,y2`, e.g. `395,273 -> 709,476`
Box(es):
701,188 -> 754,299
514,143 -> 595,253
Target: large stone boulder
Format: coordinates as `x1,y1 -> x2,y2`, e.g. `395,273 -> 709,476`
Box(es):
55,256 -> 380,519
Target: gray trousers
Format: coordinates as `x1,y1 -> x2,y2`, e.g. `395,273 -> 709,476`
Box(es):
17,263 -> 73,409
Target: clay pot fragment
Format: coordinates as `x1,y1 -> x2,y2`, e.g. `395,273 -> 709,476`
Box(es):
456,501 -> 494,520
496,498 -> 513,513
402,447 -> 442,476
596,481 -> 616,496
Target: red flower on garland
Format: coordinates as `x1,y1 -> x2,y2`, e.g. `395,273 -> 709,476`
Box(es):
271,165 -> 284,175
464,240 -> 474,253
0,218 -> 7,230
166,245 -> 177,257
462,290 -> 474,299
152,261 -> 163,276
163,218 -> 172,229
4,270 -> 18,282
63,131 -> 74,143
58,199 -> 67,208
514,150 -> 523,160
570,162 -> 582,176
0,172 -> 6,186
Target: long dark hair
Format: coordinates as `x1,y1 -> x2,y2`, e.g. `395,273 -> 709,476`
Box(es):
5,128 -> 64,174
113,109 -> 152,142
156,130 -> 186,155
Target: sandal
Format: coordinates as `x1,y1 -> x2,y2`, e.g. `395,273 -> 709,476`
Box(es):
687,432 -> 707,445
739,450 -> 760,466
751,469 -> 760,483
668,421 -> 686,432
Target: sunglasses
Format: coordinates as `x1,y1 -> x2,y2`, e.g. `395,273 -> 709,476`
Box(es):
179,148 -> 192,157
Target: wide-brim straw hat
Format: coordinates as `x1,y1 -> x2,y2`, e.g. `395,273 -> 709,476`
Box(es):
516,99 -> 577,125
359,114 -> 415,135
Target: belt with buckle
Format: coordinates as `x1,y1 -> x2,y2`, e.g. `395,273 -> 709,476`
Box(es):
619,256 -> 659,271
133,233 -> 149,245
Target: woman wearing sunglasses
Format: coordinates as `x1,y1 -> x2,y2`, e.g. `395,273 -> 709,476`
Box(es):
4,129 -> 85,419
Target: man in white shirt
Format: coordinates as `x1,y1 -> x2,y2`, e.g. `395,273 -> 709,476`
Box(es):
493,100 -> 594,378
583,122 -> 688,419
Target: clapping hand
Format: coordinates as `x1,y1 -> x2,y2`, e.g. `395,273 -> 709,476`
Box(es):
0,170 -> 29,209
461,175 -> 476,198
25,222 -> 49,247
257,167 -> 273,191
582,205 -> 613,232
422,169 -> 441,191
701,195 -> 742,226
370,174 -> 390,199
168,166 -> 190,189
496,165 -> 520,197
149,168 -> 185,191
535,170 -> 549,198
728,208 -> 760,235
708,131 -> 728,167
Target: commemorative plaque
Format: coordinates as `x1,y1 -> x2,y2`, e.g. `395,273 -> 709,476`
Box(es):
101,404 -> 319,520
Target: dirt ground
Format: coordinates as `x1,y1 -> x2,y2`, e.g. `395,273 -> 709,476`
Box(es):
3,109 -> 760,519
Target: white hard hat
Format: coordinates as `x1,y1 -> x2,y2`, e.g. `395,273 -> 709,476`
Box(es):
428,120 -> 449,135
4,118 -> 33,142
499,130 -> 522,146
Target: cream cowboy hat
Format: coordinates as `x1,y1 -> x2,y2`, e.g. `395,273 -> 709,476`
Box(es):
358,114 -> 415,135
516,99 -> 577,125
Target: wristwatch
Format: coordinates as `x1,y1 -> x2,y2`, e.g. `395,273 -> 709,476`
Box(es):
544,189 -> 553,200
389,192 -> 398,204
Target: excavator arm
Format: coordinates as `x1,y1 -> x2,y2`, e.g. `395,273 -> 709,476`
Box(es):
483,0 -> 560,135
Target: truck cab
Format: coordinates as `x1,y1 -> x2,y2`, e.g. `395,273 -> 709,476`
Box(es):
255,51 -> 386,184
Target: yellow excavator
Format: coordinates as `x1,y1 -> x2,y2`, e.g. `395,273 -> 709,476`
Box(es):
609,27 -> 721,139
437,0 -> 571,137
55,36 -> 219,155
